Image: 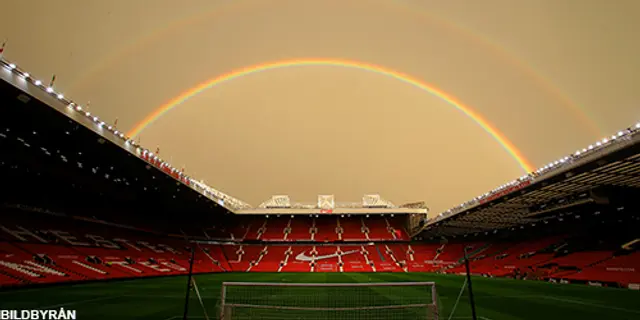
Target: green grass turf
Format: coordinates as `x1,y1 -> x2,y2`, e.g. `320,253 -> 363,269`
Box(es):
0,273 -> 638,320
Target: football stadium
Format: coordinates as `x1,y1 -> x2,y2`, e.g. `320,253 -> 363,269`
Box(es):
1,3 -> 640,319
1,56 -> 639,319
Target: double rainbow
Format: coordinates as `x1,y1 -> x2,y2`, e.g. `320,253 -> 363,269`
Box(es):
127,58 -> 534,173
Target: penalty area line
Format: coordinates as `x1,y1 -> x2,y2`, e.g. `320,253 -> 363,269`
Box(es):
539,296 -> 640,315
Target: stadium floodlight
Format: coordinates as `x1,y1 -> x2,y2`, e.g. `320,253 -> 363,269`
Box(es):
219,282 -> 440,320
85,112 -> 91,116
636,122 -> 640,129
46,87 -> 53,93
76,105 -> 82,111
588,145 -> 594,150
22,72 -> 29,78
8,63 -> 16,69
34,80 -> 42,86
93,116 -> 98,122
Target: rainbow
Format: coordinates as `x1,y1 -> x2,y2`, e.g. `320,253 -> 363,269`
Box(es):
69,0 -> 602,136
127,58 -> 534,173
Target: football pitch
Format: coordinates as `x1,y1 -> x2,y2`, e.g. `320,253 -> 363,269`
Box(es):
0,273 -> 638,320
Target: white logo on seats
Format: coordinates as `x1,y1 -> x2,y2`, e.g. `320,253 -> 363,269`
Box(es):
296,250 -> 359,261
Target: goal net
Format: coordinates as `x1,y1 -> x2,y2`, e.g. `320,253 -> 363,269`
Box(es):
219,281 -> 439,320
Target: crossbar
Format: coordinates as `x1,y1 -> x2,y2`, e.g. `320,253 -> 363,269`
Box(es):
226,303 -> 431,311
222,281 -> 436,287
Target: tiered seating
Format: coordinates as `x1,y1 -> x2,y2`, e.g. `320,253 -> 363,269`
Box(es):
0,213 -> 226,287
228,216 -> 252,240
0,272 -> 22,286
546,251 -> 612,269
218,215 -> 408,242
411,243 -> 447,271
222,244 -> 252,272
341,245 -> 374,272
3,205 -> 637,290
252,245 -> 288,271
366,244 -> 401,272
247,218 -> 269,240
195,244 -> 230,272
314,246 -> 339,272
202,225 -> 233,240
0,242 -> 90,284
339,217 -> 363,241
280,245 -> 313,272
447,237 -> 561,276
563,252 -> 640,286
256,216 -> 287,241
313,217 -> 338,242
364,216 -> 394,240
287,217 -> 312,241
385,216 -> 409,240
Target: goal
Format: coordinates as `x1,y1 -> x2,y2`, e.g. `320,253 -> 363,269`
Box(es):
219,281 -> 439,320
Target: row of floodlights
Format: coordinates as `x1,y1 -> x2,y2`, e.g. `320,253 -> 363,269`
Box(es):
3,58 -> 250,209
1,59 -> 223,199
5,61 -> 133,143
265,214 -> 391,218
439,123 -> 639,218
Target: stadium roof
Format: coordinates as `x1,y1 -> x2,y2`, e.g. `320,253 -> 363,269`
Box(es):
2,56 -> 638,224
0,58 -> 234,224
420,123 -> 640,238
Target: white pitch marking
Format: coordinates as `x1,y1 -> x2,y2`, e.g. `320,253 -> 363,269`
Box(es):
540,296 -> 640,315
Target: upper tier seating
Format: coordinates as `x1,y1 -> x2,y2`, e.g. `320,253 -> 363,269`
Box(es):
234,215 -> 407,242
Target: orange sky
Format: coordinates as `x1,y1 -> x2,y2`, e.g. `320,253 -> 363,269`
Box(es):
2,0 -> 639,215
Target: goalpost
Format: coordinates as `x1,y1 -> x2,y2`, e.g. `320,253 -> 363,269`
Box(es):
219,282 -> 440,320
